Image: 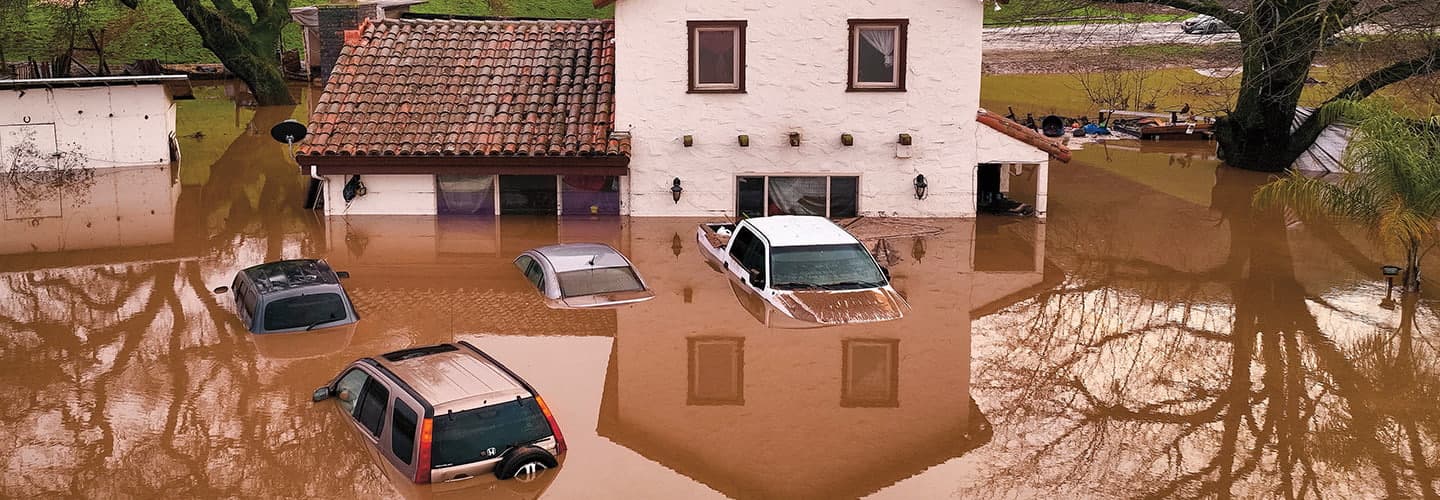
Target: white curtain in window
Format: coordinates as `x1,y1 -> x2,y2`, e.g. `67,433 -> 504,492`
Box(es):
437,175 -> 495,214
768,177 -> 828,216
860,28 -> 895,67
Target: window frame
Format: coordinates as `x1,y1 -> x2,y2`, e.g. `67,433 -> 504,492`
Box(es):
840,338 -> 900,407
847,19 -> 909,92
734,175 -> 862,218
687,337 -> 746,406
688,20 -> 747,93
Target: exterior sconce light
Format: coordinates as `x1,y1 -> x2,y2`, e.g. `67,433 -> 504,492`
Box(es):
671,177 -> 684,203
683,135 -> 694,147
898,133 -> 913,146
738,135 -> 749,147
788,132 -> 801,147
841,133 -> 854,146
913,174 -> 928,200
671,233 -> 684,257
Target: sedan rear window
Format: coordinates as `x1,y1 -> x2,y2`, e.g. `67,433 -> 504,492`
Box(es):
262,293 -> 348,331
432,398 -> 551,468
555,267 -> 644,298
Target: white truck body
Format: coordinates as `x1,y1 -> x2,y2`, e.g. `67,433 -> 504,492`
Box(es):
696,216 -> 908,325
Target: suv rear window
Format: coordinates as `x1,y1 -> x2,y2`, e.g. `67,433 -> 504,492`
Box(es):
432,398 -> 551,468
262,293 -> 347,331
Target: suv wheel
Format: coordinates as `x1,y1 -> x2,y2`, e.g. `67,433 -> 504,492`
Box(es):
495,445 -> 559,480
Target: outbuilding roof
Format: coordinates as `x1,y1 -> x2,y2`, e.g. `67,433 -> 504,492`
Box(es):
976,109 -> 1072,163
297,18 -> 628,169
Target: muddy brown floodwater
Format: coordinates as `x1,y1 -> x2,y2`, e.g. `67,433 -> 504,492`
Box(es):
2,83 -> 1439,499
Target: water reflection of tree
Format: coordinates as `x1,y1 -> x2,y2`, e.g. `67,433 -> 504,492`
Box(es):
969,170 -> 1440,498
0,105 -> 378,497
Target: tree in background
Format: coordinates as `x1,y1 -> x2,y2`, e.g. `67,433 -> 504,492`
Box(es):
0,0 -> 28,74
1052,0 -> 1440,172
1254,100 -> 1440,292
120,0 -> 294,105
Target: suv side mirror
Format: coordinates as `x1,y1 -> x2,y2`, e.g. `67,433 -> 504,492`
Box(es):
312,386 -> 331,402
747,268 -> 765,289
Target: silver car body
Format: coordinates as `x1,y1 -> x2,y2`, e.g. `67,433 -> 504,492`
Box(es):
514,243 -> 655,309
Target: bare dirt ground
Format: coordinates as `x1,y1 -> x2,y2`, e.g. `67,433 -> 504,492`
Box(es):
983,22 -> 1241,73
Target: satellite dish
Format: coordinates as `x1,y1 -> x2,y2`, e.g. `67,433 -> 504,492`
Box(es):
270,119 -> 308,145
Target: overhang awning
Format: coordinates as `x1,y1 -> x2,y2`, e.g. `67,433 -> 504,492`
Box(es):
296,154 -> 630,176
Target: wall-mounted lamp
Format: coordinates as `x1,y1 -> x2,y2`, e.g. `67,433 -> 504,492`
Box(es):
898,133 -> 913,146
738,135 -> 749,147
788,132 -> 801,147
840,133 -> 854,146
683,135 -> 694,147
671,177 -> 684,203
913,174 -> 928,200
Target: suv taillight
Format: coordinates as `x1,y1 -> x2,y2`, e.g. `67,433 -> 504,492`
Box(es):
535,396 -> 567,455
415,418 -> 433,483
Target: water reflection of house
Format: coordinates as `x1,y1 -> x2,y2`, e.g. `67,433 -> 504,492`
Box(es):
296,0 -> 1071,219
1,75 -> 187,169
0,164 -> 179,257
321,216 -> 629,338
596,219 -> 1046,498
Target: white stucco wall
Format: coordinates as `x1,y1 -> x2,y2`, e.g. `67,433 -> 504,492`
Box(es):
323,174 -> 438,215
975,125 -> 1053,165
614,0 -> 985,217
0,85 -> 176,169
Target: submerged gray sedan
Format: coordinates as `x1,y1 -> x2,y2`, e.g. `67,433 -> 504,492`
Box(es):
514,243 -> 655,309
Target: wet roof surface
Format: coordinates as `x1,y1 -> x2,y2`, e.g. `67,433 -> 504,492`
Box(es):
380,347 -> 527,408
745,215 -> 859,247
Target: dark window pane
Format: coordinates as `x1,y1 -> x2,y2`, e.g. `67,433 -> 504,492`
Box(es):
829,177 -> 858,218
356,380 -> 390,437
561,175 -> 621,215
391,400 -> 418,464
696,29 -> 737,85
261,293 -> 347,332
432,398 -> 552,468
737,176 -> 764,218
437,175 -> 495,215
557,267 -> 644,297
856,27 -> 897,84
767,177 -> 827,216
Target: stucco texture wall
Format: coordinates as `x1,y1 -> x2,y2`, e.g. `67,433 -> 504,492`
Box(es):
323,174 -> 438,215
615,0 -> 984,217
1,85 -> 176,169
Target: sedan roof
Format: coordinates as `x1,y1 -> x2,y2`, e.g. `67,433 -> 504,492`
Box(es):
533,243 -> 632,272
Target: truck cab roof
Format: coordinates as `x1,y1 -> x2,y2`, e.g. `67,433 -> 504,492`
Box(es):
743,216 -> 860,247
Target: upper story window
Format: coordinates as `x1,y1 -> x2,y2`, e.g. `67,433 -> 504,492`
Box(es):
848,19 -> 908,91
688,20 -> 746,92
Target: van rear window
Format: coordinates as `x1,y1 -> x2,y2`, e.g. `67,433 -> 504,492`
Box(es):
262,293 -> 347,331
431,398 -> 551,468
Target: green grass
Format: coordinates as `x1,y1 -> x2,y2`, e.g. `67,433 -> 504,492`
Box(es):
983,0 -> 1187,26
2,0 -> 613,65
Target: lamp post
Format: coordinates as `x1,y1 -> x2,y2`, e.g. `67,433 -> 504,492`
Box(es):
1381,265 -> 1401,309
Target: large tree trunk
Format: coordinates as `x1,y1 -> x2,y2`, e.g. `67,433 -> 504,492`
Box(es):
171,0 -> 293,105
1214,3 -> 1319,172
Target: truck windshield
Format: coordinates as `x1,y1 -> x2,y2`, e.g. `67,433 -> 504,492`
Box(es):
432,398 -> 552,468
556,267 -> 645,297
770,244 -> 886,290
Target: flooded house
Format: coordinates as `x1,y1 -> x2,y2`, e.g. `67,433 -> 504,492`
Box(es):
294,0 -> 1069,218
1,75 -> 185,170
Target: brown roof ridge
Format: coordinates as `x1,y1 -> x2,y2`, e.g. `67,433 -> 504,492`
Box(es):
976,108 -> 1072,163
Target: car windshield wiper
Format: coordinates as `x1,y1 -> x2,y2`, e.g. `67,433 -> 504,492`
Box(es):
305,316 -> 344,331
819,281 -> 879,290
771,282 -> 823,290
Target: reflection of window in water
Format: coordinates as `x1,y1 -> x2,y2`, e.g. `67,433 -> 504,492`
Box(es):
842,339 -> 899,407
688,337 -> 744,405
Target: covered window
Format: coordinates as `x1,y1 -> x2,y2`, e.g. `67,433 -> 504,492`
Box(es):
689,21 -> 746,92
842,339 -> 899,407
736,175 -> 860,218
436,175 -> 495,215
848,19 -> 907,91
688,337 -> 745,405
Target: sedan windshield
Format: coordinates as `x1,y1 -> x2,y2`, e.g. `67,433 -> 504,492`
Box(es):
556,267 -> 645,298
770,244 -> 886,290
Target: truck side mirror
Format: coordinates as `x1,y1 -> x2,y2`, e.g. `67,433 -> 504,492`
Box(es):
312,386 -> 331,402
747,268 -> 765,289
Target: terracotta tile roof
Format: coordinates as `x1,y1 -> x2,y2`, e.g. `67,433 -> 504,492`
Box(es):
299,18 -> 628,158
976,109 -> 1072,163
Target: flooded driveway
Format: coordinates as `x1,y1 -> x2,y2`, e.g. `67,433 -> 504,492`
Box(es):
2,84 -> 1437,498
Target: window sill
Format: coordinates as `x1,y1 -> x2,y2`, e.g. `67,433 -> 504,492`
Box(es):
688,89 -> 747,94
846,87 -> 906,92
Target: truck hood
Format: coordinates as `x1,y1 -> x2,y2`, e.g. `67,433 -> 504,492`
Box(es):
772,286 -> 908,325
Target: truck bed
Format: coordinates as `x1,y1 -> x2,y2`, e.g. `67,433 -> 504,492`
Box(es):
697,223 -> 736,250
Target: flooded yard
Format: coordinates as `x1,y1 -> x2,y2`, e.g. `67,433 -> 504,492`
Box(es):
2,83 -> 1438,498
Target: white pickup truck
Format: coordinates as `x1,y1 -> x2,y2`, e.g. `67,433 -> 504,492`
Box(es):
696,215 -> 908,325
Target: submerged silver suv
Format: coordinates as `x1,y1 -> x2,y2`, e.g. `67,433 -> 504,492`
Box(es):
312,342 -> 567,483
